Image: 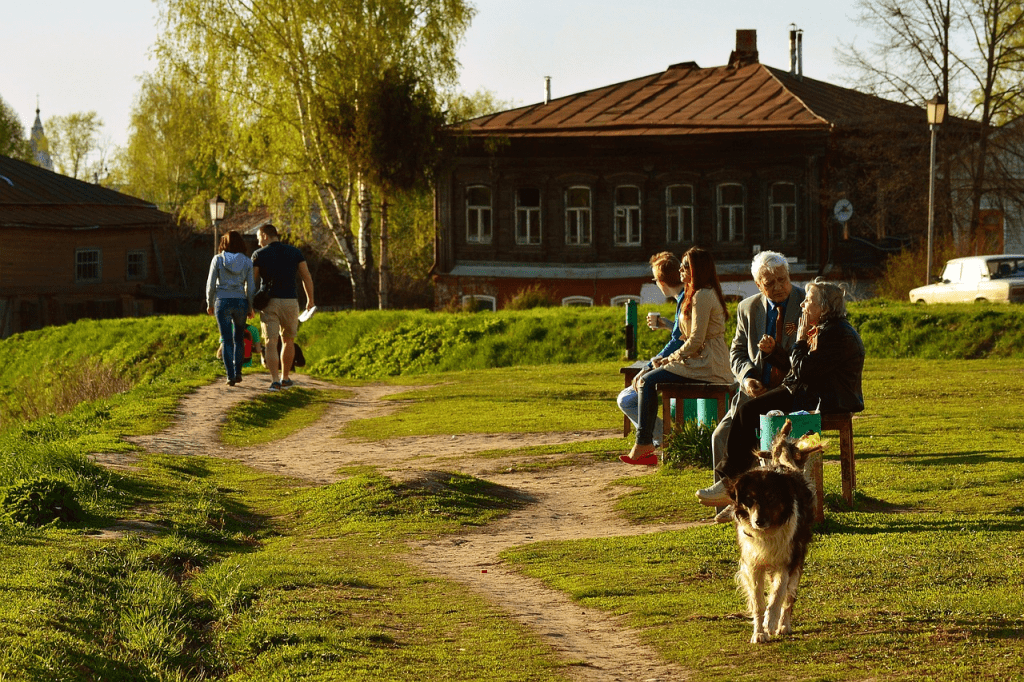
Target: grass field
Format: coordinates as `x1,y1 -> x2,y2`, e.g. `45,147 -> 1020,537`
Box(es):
0,310 -> 1022,680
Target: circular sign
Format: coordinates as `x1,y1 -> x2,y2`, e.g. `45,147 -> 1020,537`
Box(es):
833,199 -> 853,223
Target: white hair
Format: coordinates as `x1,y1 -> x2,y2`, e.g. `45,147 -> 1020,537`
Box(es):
751,250 -> 790,281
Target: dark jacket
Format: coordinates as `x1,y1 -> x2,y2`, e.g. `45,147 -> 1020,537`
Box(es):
783,318 -> 865,413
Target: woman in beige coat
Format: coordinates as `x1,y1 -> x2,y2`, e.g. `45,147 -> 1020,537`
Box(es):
621,247 -> 732,465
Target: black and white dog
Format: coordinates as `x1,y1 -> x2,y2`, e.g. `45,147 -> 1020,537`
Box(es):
725,420 -> 823,643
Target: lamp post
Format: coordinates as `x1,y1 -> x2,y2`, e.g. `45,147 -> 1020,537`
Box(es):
926,95 -> 946,286
208,195 -> 226,255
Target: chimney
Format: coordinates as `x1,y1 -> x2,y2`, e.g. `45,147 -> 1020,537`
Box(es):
729,29 -> 759,67
544,76 -> 551,104
789,25 -> 804,79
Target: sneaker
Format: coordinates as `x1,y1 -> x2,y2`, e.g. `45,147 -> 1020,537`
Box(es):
696,479 -> 731,507
226,378 -> 236,387
234,374 -> 243,384
714,505 -> 735,524
269,381 -> 282,391
281,379 -> 294,388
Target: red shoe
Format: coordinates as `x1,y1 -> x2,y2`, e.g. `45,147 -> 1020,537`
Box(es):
619,453 -> 658,466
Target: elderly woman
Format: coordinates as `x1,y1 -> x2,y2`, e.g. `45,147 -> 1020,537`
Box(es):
698,277 -> 865,504
621,247 -> 733,466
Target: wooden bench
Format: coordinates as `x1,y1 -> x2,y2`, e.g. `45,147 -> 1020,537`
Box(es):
821,412 -> 856,508
656,382 -> 732,442
774,412 -> 857,523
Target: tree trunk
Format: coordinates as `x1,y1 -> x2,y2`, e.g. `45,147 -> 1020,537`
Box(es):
358,178 -> 377,308
379,196 -> 390,310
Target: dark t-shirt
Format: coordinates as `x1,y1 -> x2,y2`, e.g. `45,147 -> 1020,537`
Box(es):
251,241 -> 305,299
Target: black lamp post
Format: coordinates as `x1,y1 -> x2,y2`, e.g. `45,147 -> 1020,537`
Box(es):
209,195 -> 227,255
926,96 -> 947,285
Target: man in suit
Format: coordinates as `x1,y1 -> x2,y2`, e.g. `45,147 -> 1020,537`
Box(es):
696,250 -> 805,514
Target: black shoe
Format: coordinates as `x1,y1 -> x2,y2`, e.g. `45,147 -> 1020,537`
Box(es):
226,378 -> 236,386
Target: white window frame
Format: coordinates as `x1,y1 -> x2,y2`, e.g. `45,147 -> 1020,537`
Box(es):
769,182 -> 797,241
717,183 -> 745,242
466,185 -> 492,244
614,185 -> 642,246
666,184 -> 695,243
610,295 -> 640,307
515,187 -> 542,245
561,295 -> 594,307
75,248 -> 102,283
126,250 -> 147,281
565,186 -> 592,246
461,294 -> 496,311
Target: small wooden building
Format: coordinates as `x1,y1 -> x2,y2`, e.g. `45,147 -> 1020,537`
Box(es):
0,154 -> 186,337
432,30 -> 926,309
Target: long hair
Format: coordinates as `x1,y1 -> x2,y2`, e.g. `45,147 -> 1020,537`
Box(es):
681,247 -> 728,318
218,230 -> 248,255
649,251 -> 682,287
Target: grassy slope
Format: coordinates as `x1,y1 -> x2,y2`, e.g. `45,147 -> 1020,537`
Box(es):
1,307 -> 1024,679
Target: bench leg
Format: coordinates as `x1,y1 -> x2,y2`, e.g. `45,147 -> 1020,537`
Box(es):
839,421 -> 855,507
662,394 -> 673,442
812,456 -> 825,523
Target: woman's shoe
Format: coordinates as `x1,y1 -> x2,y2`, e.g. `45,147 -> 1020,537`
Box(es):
619,453 -> 658,466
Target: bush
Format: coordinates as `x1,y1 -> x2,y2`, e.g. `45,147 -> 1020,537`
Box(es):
660,419 -> 716,469
505,284 -> 554,310
875,236 -> 961,301
1,475 -> 83,526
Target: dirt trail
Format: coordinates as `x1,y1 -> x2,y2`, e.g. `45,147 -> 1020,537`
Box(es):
99,374 -> 699,681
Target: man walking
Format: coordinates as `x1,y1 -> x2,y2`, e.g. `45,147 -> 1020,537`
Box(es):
697,250 -> 805,514
251,223 -> 315,391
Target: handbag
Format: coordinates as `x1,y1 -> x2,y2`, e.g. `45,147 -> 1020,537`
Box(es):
253,279 -> 273,311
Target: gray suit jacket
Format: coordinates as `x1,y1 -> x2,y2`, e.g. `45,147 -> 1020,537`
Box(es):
730,286 -> 806,386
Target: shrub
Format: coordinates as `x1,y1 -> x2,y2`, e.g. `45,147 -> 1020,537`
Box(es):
1,475 -> 83,526
875,236 -> 961,301
505,284 -> 554,310
660,419 -> 716,469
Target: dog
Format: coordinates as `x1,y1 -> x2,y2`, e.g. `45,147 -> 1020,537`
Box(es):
725,419 -> 820,643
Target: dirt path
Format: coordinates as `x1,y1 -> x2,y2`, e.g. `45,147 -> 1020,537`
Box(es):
100,374 -> 698,681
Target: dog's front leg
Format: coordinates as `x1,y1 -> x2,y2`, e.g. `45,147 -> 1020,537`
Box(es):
777,566 -> 803,636
763,570 -> 790,638
740,564 -> 769,643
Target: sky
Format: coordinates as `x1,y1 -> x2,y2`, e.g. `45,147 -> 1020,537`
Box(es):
1,1 -> 872,151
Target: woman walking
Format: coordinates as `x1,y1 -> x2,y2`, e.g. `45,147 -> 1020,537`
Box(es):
621,247 -> 732,465
206,230 -> 255,386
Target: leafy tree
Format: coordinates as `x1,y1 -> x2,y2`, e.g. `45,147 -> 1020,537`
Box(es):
113,69 -> 238,226
45,111 -> 106,181
152,0 -> 474,309
0,95 -> 31,161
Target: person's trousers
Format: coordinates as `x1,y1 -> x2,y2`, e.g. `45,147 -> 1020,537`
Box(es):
716,385 -> 795,479
617,386 -> 663,446
215,297 -> 248,380
634,368 -> 702,446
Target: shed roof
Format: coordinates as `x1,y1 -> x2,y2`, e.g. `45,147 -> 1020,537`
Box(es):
460,62 -> 924,139
0,154 -> 171,229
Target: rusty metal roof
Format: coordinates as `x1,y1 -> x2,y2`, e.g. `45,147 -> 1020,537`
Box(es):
461,62 -> 923,138
0,154 -> 172,229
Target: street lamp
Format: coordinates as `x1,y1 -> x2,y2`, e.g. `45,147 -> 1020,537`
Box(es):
926,95 -> 946,285
208,195 -> 227,254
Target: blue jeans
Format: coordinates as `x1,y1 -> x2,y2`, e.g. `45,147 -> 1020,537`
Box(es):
215,297 -> 248,380
617,386 -> 662,446
633,368 -> 702,446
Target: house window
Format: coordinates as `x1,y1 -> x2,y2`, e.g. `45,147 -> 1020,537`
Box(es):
565,186 -> 592,246
75,248 -> 101,283
561,295 -> 593,307
717,183 -> 745,242
466,185 -> 492,244
666,184 -> 695,243
516,187 -> 542,245
461,294 -> 496,311
610,295 -> 640,307
769,182 -> 797,240
126,250 -> 147,281
614,185 -> 642,246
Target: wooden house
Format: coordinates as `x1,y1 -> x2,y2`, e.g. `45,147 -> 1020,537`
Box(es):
432,29 -> 928,309
0,154 -> 186,337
